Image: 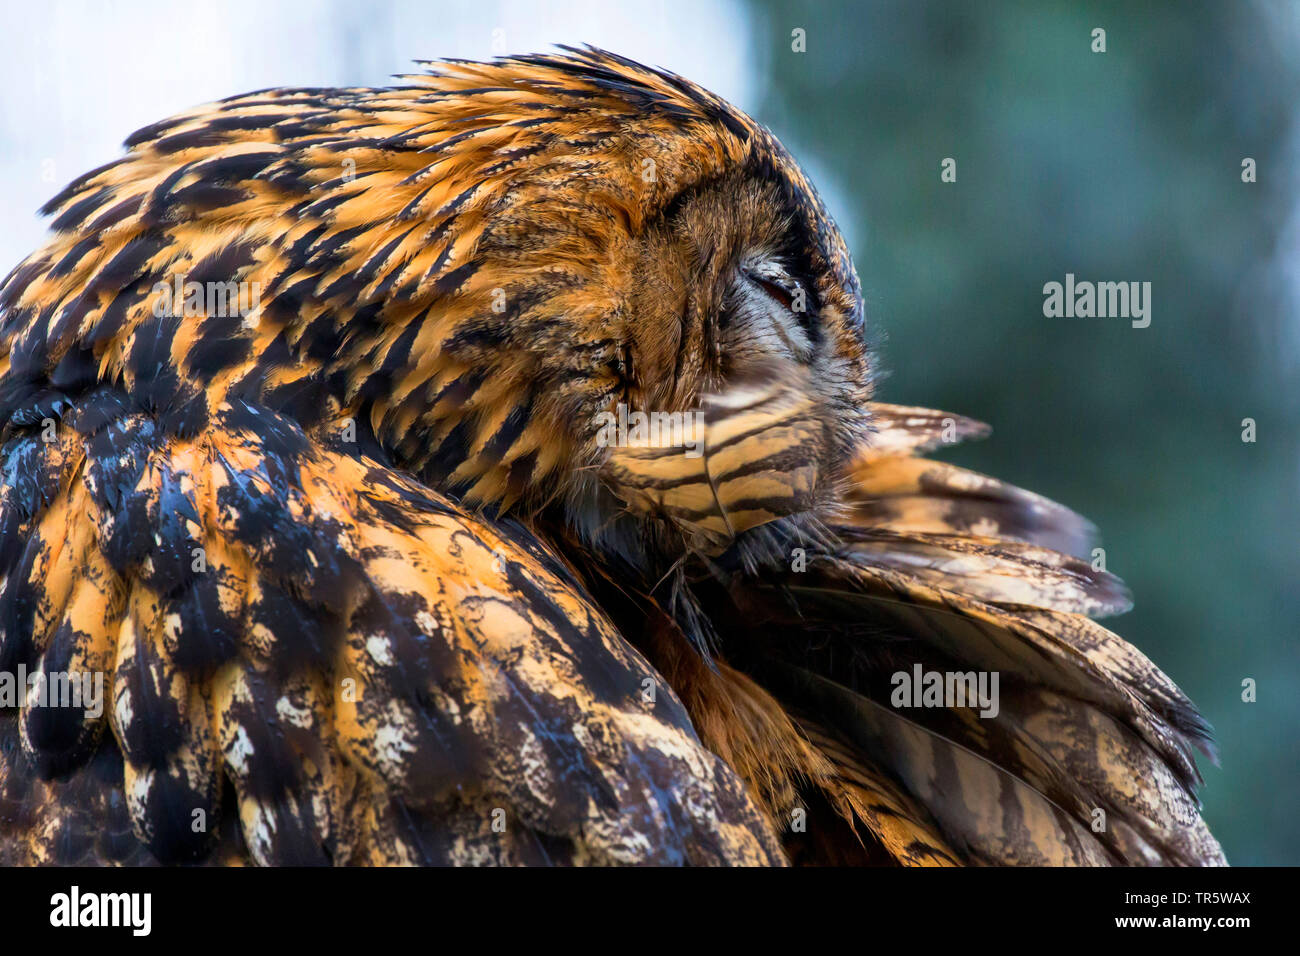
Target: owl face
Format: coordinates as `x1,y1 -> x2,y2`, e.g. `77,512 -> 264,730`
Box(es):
596,162 -> 872,558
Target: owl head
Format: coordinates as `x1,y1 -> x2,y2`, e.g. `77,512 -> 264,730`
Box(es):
381,48 -> 874,561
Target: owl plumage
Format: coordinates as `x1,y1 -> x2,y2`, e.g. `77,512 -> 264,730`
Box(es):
0,47 -> 1223,865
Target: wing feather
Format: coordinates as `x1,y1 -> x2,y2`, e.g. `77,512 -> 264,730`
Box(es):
710,403 -> 1224,865
0,400 -> 783,865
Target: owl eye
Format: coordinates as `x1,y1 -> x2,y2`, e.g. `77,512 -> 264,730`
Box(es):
745,269 -> 816,342
748,271 -> 799,311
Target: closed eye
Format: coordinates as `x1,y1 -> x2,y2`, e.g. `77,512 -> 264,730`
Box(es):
750,272 -> 796,311
746,269 -> 815,339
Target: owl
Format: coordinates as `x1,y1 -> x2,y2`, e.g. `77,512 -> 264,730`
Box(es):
0,47 -> 1223,866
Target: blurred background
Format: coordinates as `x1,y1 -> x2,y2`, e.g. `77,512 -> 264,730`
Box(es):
1,0 -> 1295,864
